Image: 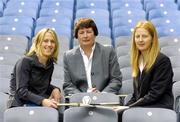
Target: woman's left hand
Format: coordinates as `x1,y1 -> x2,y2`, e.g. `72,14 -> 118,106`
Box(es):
49,88 -> 61,103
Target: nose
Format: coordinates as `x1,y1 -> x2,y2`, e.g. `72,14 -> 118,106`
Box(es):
47,40 -> 52,46
83,32 -> 88,37
139,36 -> 143,42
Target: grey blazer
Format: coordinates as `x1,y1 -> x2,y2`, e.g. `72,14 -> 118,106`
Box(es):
63,42 -> 122,96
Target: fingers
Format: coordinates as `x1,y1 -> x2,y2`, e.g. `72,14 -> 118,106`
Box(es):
42,99 -> 58,109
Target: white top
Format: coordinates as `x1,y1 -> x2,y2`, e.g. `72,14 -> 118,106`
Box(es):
79,43 -> 96,92
139,55 -> 144,73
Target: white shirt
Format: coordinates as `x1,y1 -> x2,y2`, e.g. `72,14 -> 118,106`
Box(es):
139,55 -> 144,73
79,43 -> 96,92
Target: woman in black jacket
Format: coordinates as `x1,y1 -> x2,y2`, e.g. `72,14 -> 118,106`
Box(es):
126,21 -> 174,109
8,28 -> 62,109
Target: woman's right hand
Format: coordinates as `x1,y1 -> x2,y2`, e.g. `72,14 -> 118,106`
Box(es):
42,99 -> 58,109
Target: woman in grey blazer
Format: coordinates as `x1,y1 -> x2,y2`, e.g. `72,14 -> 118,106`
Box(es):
63,18 -> 122,96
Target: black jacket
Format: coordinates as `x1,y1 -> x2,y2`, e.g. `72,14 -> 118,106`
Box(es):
126,53 -> 174,109
7,55 -> 58,108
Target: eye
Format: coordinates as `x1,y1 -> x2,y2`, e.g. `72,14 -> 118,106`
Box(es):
135,35 -> 140,38
43,39 -> 49,42
142,35 -> 148,38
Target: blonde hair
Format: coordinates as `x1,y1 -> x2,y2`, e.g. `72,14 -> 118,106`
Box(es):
26,28 -> 59,63
131,21 -> 160,77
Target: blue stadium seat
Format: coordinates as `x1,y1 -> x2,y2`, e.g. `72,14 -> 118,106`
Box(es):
39,7 -> 73,20
36,16 -> 72,28
76,8 -> 109,20
76,0 -> 108,10
112,9 -> 146,19
3,7 -> 38,20
0,16 -> 34,29
0,1 -> 3,17
148,9 -> 180,20
151,16 -> 180,28
112,16 -> 146,29
114,26 -> 133,38
35,25 -> 71,39
41,0 -> 74,9
111,1 -> 143,12
0,24 -> 32,40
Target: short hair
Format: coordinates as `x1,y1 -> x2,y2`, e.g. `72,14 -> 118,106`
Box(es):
74,18 -> 98,39
26,28 -> 59,63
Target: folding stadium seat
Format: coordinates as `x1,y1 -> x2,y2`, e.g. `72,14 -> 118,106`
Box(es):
170,56 -> 180,68
114,26 -> 133,38
178,0 -> 180,9
7,0 -> 42,6
39,7 -> 73,20
120,67 -> 132,81
4,2 -> 39,20
41,0 -> 74,9
112,16 -> 146,29
36,16 -> 72,28
151,16 -> 180,28
159,36 -> 180,47
112,9 -> 145,19
119,79 -> 133,95
0,77 -> 10,94
156,25 -> 180,37
0,65 -> 13,79
4,107 -> 59,122
0,1 -> 3,17
173,67 -> 180,83
0,24 -> 32,40
118,55 -> 131,69
114,36 -> 131,48
148,9 -> 180,20
173,81 -> 180,112
76,0 -> 108,10
58,35 -> 70,53
116,45 -> 130,58
144,1 -> 178,16
7,1 -> 40,12
64,107 -> 118,122
0,92 -> 8,122
0,53 -> 21,66
122,107 -> 177,122
35,25 -> 72,40
76,8 -> 109,20
0,41 -> 26,55
0,16 -> 34,30
0,35 -> 28,49
52,64 -> 64,79
161,46 -> 180,57
111,1 -> 143,12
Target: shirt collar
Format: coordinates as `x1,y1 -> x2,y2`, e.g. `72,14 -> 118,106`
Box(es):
79,42 -> 96,55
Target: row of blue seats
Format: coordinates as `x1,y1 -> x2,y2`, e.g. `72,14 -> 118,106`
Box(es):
0,0 -> 180,49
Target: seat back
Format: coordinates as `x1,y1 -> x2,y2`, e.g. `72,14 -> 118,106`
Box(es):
64,107 -> 118,122
4,107 -> 59,122
122,107 -> 177,122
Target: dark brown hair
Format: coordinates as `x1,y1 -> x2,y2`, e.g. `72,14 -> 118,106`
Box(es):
74,18 -> 98,39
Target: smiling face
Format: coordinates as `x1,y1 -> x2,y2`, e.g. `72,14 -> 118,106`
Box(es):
40,32 -> 56,58
135,28 -> 153,53
77,27 -> 95,48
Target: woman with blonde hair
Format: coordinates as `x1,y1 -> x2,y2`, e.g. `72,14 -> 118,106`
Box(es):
8,28 -> 62,109
126,21 -> 174,109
